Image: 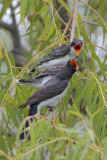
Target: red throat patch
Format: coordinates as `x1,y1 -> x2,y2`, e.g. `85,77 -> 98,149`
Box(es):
74,44 -> 82,55
70,59 -> 78,70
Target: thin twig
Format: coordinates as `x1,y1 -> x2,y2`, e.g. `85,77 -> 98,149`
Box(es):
0,38 -> 13,75
0,149 -> 14,160
63,17 -> 72,37
45,110 -> 50,117
62,99 -> 67,126
62,99 -> 67,155
53,108 -> 64,134
70,0 -> 79,42
83,40 -> 107,51
82,19 -> 99,26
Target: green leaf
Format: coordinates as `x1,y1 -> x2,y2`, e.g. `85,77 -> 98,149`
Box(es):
102,138 -> 107,160
77,13 -> 82,26
6,104 -> 19,128
54,140 -> 65,151
0,75 -> 13,83
45,24 -> 55,41
100,0 -> 106,16
0,127 -> 5,151
20,0 -> 29,22
68,110 -> 82,118
74,78 -> 92,107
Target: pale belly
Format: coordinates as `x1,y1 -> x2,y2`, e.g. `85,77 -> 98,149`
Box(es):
37,83 -> 69,111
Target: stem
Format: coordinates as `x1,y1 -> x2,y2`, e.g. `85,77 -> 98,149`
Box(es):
70,0 -> 79,42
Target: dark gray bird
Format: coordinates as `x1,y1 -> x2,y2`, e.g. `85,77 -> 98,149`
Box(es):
18,59 -> 78,140
28,39 -> 83,72
17,63 -> 66,87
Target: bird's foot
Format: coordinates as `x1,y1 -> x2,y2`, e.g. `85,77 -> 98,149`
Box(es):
46,105 -> 56,112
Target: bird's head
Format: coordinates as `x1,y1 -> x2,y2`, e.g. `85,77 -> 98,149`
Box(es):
57,59 -> 78,80
68,59 -> 78,70
70,39 -> 83,55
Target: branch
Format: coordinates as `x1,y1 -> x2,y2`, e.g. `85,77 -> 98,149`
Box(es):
82,19 -> 99,26
70,0 -> 79,43
0,21 -> 14,31
62,99 -> 67,126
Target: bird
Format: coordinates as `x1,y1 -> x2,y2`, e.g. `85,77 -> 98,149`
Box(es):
17,62 -> 66,88
28,39 -> 83,72
18,59 -> 78,140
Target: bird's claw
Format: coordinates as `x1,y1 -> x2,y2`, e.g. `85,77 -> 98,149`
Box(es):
47,105 -> 56,112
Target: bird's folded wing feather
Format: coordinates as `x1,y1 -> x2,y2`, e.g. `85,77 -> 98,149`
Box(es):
40,44 -> 70,63
24,78 -> 68,106
35,63 -> 66,78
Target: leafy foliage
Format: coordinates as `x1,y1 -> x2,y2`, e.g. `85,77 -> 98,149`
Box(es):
0,0 -> 107,159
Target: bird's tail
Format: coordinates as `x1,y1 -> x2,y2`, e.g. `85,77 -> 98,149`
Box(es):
19,103 -> 38,140
17,78 -> 34,84
17,78 -> 43,88
18,102 -> 28,110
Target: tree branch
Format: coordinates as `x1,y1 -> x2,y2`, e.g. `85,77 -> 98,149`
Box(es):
82,19 -> 99,26
70,0 -> 79,43
0,22 -> 14,31
10,5 -> 21,49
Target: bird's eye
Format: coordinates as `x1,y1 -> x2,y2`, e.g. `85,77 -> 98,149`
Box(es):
71,42 -> 75,46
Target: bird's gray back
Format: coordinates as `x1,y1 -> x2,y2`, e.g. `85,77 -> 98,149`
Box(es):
25,77 -> 68,106
38,44 -> 70,65
35,62 -> 66,78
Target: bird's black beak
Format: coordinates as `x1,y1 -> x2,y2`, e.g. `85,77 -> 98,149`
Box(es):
74,43 -> 82,55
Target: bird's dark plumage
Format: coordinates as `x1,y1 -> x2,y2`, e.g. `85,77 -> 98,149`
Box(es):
18,78 -> 68,110
35,63 -> 66,78
18,59 -> 78,140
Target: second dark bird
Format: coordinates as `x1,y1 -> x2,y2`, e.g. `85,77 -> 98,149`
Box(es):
18,59 -> 78,140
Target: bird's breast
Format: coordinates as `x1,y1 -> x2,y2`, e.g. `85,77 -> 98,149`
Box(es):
37,82 -> 70,111
40,55 -> 71,68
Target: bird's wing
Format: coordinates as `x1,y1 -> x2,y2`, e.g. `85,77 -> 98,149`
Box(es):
19,78 -> 68,109
38,44 -> 70,65
35,63 -> 66,78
